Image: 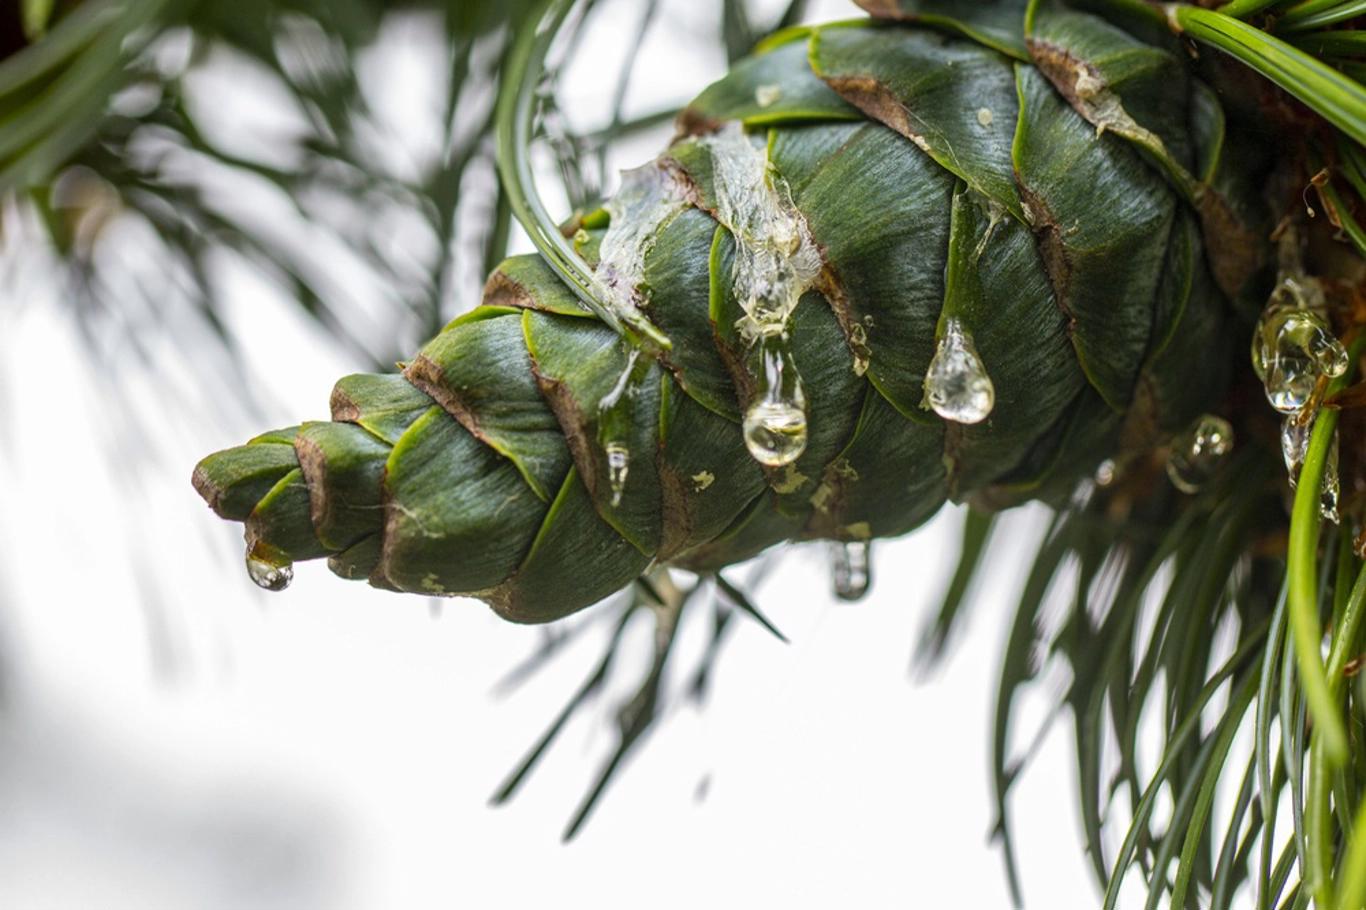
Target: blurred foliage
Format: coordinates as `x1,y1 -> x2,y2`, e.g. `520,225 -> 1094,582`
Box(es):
0,0 -> 819,858
2,0 -> 548,373
0,0 -> 803,375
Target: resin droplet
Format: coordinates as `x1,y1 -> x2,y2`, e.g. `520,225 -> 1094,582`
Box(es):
605,442 -> 629,507
1322,431 -> 1340,524
596,348 -> 646,507
743,333 -> 807,466
744,402 -> 806,467
924,318 -> 994,424
246,542 -> 293,592
831,540 -> 871,602
1166,414 -> 1234,494
1094,459 -> 1117,487
1281,415 -> 1310,488
1252,277 -> 1349,414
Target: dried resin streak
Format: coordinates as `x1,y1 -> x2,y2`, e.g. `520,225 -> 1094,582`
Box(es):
194,9 -> 1262,620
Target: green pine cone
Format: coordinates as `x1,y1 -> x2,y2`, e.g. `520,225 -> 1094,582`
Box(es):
193,7 -> 1265,623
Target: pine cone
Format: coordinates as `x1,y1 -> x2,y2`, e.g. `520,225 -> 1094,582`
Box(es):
194,7 -> 1264,622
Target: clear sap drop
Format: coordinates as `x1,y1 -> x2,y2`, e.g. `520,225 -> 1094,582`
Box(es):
1166,414 -> 1234,494
744,401 -> 807,467
1252,278 -> 1349,414
743,333 -> 807,466
1322,431 -> 1341,524
831,540 -> 871,601
597,349 -> 645,507
1281,415 -> 1310,488
246,542 -> 293,592
1094,459 -> 1117,487
924,318 -> 994,424
605,442 -> 629,507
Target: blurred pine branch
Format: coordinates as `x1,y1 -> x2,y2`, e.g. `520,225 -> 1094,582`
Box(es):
0,0 -> 824,860
0,0 -> 809,375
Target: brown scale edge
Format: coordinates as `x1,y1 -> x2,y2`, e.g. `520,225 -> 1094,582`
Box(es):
1026,36 -> 1262,299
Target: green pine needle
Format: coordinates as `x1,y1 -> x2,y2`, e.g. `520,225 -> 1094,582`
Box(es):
1171,5 -> 1366,147
20,0 -> 54,41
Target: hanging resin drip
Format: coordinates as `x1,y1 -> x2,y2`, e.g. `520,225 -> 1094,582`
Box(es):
743,332 -> 807,466
584,157 -> 690,502
245,540 -> 293,592
924,318 -> 995,424
830,540 -> 871,601
603,443 -> 629,506
698,124 -> 823,469
597,349 -> 645,506
1322,430 -> 1341,523
1251,276 -> 1349,414
1281,415 -> 1310,488
1166,414 -> 1234,494
1279,407 -> 1337,519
